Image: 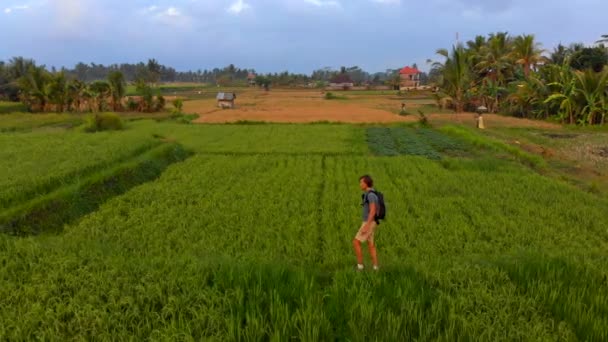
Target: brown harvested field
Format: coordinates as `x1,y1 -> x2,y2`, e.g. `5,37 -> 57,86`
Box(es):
185,89 -> 562,128
187,89 -> 417,123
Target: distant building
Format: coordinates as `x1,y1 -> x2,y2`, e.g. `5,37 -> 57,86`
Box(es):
216,92 -> 236,109
247,73 -> 257,86
399,66 -> 421,89
329,74 -> 354,90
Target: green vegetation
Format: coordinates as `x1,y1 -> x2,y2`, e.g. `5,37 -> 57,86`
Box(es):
0,109 -> 607,339
431,33 -> 608,125
0,129 -> 159,210
171,98 -> 184,113
0,112 -> 84,132
1,143 -> 190,236
0,101 -> 27,113
366,127 -> 467,159
84,112 -> 124,132
324,92 -> 347,100
0,58 -> 166,113
440,125 -> 546,168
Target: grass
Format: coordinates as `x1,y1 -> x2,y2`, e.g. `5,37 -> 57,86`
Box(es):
0,127 -> 160,209
0,112 -> 84,132
0,101 -> 28,114
0,119 -> 607,340
324,92 -> 348,100
0,143 -> 191,236
440,125 -> 547,169
130,120 -> 367,154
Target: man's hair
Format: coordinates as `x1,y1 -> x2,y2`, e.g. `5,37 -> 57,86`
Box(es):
359,175 -> 374,187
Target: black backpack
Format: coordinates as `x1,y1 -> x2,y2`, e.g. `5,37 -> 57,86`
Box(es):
363,190 -> 386,223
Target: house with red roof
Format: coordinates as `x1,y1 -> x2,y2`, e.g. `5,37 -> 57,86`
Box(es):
399,66 -> 421,89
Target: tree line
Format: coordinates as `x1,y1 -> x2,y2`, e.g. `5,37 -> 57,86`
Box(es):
0,58 -> 428,101
431,33 -> 608,125
0,58 -> 167,113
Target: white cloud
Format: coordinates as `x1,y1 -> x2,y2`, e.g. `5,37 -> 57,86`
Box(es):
165,7 -> 181,17
371,0 -> 400,4
142,5 -> 192,30
227,0 -> 251,14
304,0 -> 341,6
4,4 -> 30,14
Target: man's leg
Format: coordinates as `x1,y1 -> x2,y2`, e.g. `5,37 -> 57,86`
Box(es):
368,241 -> 378,269
353,239 -> 364,266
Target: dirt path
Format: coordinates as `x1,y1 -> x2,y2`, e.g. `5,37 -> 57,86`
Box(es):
426,113 -> 563,129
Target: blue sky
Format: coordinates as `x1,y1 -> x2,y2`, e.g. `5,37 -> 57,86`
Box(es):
1,0 -> 606,73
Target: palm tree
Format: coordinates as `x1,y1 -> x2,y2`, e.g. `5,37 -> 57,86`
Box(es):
46,72 -> 68,112
597,35 -> 608,44
573,68 -> 608,125
88,81 -> 111,112
18,65 -> 50,112
550,44 -> 570,65
466,35 -> 487,70
107,71 -> 126,111
543,64 -> 578,124
8,57 -> 35,80
432,45 -> 472,113
476,32 -> 514,84
508,75 -> 549,119
512,34 -> 546,77
67,80 -> 86,112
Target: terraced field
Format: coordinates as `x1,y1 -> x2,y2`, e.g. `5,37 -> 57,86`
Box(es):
1,121 -> 607,340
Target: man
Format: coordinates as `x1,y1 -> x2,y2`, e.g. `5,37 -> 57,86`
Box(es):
353,175 -> 379,271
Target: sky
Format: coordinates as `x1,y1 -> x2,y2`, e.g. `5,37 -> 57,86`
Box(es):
1,0 -> 606,74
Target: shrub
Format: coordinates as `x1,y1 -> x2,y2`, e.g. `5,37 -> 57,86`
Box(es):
325,92 -> 346,100
126,98 -> 138,111
0,101 -> 28,114
172,98 -> 184,113
417,110 -> 429,126
84,113 -> 124,132
155,95 -> 166,112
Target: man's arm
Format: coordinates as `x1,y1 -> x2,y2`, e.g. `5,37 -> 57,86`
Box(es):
365,203 -> 377,227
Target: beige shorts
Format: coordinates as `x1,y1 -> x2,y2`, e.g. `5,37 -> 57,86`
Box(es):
355,221 -> 378,244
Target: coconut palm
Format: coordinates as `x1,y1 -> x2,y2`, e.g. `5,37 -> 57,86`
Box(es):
512,34 -> 547,77
107,71 -> 126,111
67,80 -> 86,112
8,57 -> 35,80
47,72 -> 69,112
476,32 -> 514,84
543,64 -> 578,124
573,68 -> 608,125
432,45 -> 472,113
88,81 -> 111,112
18,65 -> 50,112
507,74 -> 550,119
466,35 -> 487,71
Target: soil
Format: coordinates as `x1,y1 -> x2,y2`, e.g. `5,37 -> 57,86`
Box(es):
425,113 -> 563,129
593,146 -> 608,158
187,90 -> 417,123
542,133 -> 580,139
185,89 -> 564,128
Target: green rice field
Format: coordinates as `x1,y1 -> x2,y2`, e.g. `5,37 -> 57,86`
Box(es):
1,120 -> 607,340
